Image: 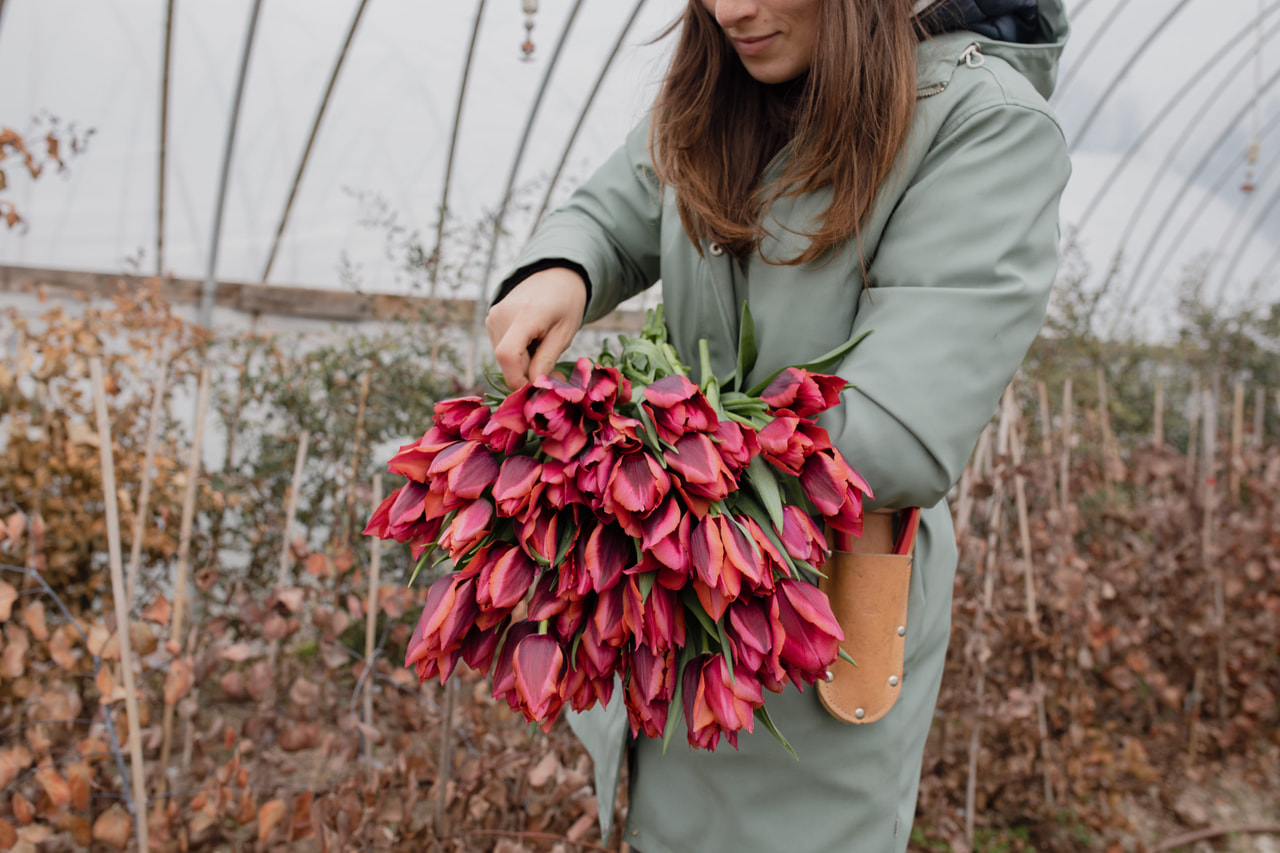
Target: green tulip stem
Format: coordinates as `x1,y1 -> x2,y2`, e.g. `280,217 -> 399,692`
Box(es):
537,619 -> 549,636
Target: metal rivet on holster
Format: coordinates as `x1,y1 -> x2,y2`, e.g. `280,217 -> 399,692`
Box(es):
889,675 -> 899,687
854,708 -> 866,720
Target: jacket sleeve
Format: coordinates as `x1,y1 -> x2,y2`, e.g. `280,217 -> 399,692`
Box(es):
505,120 -> 663,324
818,102 -> 1070,511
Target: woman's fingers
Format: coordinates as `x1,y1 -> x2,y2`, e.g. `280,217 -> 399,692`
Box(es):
485,267 -> 587,389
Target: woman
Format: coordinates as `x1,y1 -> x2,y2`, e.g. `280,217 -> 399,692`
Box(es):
486,0 -> 1070,850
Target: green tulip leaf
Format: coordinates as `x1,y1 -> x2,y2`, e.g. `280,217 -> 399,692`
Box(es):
637,571 -> 657,602
715,619 -> 735,683
681,588 -> 720,638
745,329 -> 873,397
747,456 -> 785,531
839,646 -> 858,667
662,645 -> 696,755
735,302 -> 758,392
755,704 -> 799,761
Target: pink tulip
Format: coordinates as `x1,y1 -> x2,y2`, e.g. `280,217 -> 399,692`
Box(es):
665,433 -> 736,501
405,574 -> 480,684
513,633 -> 567,726
773,579 -> 844,687
515,503 -> 559,565
642,375 -> 720,443
760,368 -> 847,418
461,617 -> 508,674
540,458 -> 583,509
757,413 -> 833,476
568,357 -> 632,423
593,584 -> 629,648
682,654 -> 764,750
720,515 -> 766,590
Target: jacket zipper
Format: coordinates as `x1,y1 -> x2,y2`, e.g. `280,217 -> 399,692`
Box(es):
916,43 -> 984,100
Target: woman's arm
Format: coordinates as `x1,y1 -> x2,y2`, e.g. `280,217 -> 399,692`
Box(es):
819,102 -> 1071,510
486,120 -> 664,387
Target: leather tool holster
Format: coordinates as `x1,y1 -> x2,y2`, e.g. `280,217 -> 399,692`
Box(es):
816,508 -> 920,725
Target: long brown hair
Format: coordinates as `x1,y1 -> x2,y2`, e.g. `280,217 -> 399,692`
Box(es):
650,0 -> 919,265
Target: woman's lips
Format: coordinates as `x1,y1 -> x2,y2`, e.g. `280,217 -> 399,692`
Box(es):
731,32 -> 779,56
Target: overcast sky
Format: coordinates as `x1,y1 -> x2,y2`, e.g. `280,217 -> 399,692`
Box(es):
0,0 -> 1276,337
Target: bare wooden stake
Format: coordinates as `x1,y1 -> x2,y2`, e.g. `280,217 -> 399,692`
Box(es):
1036,380 -> 1053,458
955,427 -> 991,545
1059,378 -> 1073,509
278,430 -> 311,589
90,358 -> 150,853
1096,367 -> 1114,492
160,365 -> 211,786
1253,385 -> 1265,448
126,340 -> 170,608
1153,375 -> 1165,447
342,371 -> 372,545
363,474 -> 383,763
1201,378 -> 1227,722
1230,380 -> 1244,504
1186,375 -> 1201,490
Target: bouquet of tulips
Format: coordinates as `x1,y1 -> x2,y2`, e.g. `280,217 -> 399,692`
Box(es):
364,307 -> 872,753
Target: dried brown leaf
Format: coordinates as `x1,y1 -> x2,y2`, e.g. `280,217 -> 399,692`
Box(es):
220,642 -> 256,663
163,657 -> 194,706
288,677 -> 320,707
47,624 -> 76,669
11,792 -> 34,825
0,581 -> 17,622
278,722 -> 320,752
2,626 -> 28,678
276,587 -> 306,613
246,661 -> 272,702
65,761 -> 91,811
91,805 -> 132,849
34,759 -> 70,810
220,671 -> 247,700
140,594 -> 171,626
0,746 -> 34,789
19,601 -> 46,641
257,799 -> 286,842
0,819 -> 15,850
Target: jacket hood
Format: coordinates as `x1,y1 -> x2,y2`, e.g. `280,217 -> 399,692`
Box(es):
914,0 -> 1069,100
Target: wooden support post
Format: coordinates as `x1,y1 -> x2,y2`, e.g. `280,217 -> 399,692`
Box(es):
160,365 -> 211,785
955,427 -> 991,545
342,371 -> 372,545
1153,376 -> 1164,447
1252,385 -> 1265,449
363,475 -> 383,763
90,359 -> 150,853
1059,378 -> 1073,509
1230,380 -> 1245,504
126,341 -> 169,608
277,430 -> 311,590
1200,379 -> 1227,722
1036,380 -> 1053,457
1186,375 -> 1201,491
1097,367 -> 1114,492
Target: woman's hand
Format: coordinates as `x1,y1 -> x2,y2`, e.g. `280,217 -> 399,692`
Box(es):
485,267 -> 588,390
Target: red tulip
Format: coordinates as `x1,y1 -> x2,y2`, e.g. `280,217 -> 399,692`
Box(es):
777,505 -> 829,569
492,456 -> 542,519
682,654 -> 761,750
642,375 -> 719,443
513,633 -> 567,727
432,396 -> 491,439
773,579 -> 844,687
487,546 -> 539,611
625,642 -> 675,738
515,503 -> 560,565
386,426 -> 458,482
593,583 -> 629,647
568,357 -> 632,423
800,451 -> 872,535
438,498 -> 493,560
726,597 -> 785,692
665,433 -> 736,501
527,570 -> 568,620
492,621 -> 538,708
640,583 -> 686,652
405,575 -> 480,684
640,498 -> 691,576
711,420 -> 759,473
584,522 -> 633,593
757,413 -> 832,476
760,368 -> 847,418
603,450 -> 671,516
720,515 -> 766,591
460,617 -> 508,674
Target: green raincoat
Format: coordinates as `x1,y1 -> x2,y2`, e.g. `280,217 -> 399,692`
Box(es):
501,1 -> 1070,849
